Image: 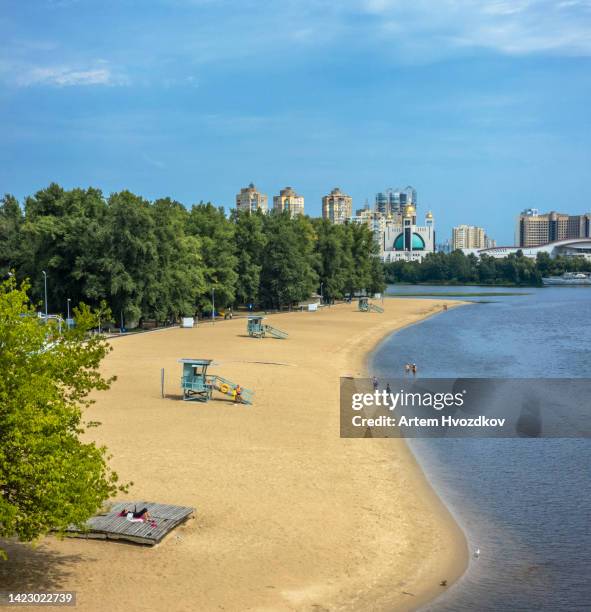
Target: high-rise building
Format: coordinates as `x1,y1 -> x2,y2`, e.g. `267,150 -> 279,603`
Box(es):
322,187 -> 352,224
273,186 -> 305,217
375,186 -> 417,217
375,191 -> 391,216
351,208 -> 385,250
235,183 -> 268,213
452,225 -> 488,250
516,210 -> 591,247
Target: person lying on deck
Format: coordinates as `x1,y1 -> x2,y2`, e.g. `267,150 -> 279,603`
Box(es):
119,507 -> 151,521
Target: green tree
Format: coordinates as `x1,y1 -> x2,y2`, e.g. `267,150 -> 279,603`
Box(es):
0,279 -> 125,554
188,203 -> 238,313
148,198 -> 205,321
105,191 -> 158,327
367,253 -> 386,294
477,254 -> 497,284
232,210 -> 266,308
313,219 -> 348,302
18,186 -> 110,314
0,194 -> 23,278
418,252 -> 447,283
260,212 -> 317,309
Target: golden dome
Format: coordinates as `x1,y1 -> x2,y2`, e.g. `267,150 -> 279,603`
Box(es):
403,203 -> 416,216
426,211 -> 433,219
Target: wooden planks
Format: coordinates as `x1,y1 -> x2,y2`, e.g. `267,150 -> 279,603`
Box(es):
66,501 -> 194,546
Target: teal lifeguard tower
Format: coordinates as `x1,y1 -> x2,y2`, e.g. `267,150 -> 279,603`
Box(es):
246,316 -> 288,339
358,297 -> 384,313
179,359 -> 213,402
179,358 -> 254,404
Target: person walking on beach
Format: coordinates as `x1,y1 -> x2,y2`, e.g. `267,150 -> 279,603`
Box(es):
233,384 -> 243,405
412,364 -> 417,377
372,376 -> 379,391
386,383 -> 392,395
404,363 -> 411,376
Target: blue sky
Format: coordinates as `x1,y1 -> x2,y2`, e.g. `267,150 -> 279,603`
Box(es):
1,0 -> 590,244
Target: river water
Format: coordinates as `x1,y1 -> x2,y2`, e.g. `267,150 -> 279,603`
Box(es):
371,286 -> 591,612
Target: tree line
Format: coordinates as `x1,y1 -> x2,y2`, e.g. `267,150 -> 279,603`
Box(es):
0,184 -> 385,326
384,250 -> 591,286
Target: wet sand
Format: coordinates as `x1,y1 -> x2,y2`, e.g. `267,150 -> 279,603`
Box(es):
1,299 -> 467,611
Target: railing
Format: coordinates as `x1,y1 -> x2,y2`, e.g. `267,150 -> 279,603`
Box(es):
180,376 -> 209,391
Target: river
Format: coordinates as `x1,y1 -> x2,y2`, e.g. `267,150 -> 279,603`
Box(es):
371,285 -> 591,612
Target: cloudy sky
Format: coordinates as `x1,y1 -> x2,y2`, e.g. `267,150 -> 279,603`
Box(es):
1,0 -> 590,243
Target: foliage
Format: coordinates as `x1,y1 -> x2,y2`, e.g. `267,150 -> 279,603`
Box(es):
384,250 -> 591,286
312,219 -> 385,302
105,190 -> 158,326
259,212 -> 318,309
0,278 -> 125,553
0,195 -> 23,279
1,184 -> 387,322
187,203 -> 238,313
231,209 -> 266,307
148,198 -> 205,320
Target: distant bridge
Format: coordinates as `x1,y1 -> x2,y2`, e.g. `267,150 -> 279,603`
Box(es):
463,238 -> 591,260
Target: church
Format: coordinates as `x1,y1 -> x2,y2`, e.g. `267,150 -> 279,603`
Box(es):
381,204 -> 435,263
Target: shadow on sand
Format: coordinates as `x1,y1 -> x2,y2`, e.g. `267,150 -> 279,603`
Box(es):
0,540 -> 86,591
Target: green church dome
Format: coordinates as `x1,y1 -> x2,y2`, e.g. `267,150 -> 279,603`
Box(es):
393,232 -> 425,251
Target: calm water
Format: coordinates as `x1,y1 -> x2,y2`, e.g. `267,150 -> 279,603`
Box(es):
371,286 -> 591,612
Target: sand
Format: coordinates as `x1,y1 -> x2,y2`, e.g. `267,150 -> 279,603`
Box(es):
1,299 -> 468,611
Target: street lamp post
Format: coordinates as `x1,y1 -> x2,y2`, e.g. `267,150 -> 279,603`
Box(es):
42,271 -> 48,322
211,288 -> 215,325
67,298 -> 71,321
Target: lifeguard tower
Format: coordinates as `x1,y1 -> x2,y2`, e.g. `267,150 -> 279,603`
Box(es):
179,359 -> 213,402
246,316 -> 288,339
358,297 -> 384,313
179,358 -> 254,404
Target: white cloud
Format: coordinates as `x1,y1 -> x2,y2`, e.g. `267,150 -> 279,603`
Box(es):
14,62 -> 126,87
2,0 -> 590,91
359,0 -> 591,56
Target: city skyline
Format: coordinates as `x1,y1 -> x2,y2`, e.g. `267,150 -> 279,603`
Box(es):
1,1 -> 591,245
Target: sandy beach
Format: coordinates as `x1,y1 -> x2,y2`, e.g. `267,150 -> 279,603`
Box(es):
1,299 -> 468,611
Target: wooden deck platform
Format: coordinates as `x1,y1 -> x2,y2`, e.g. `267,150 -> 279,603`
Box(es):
66,501 -> 194,545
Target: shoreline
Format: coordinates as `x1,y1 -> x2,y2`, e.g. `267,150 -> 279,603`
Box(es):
1,299 -> 468,611
345,301 -> 470,611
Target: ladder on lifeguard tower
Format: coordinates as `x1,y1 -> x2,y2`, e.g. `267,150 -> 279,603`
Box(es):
210,375 -> 255,404
264,324 -> 288,339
